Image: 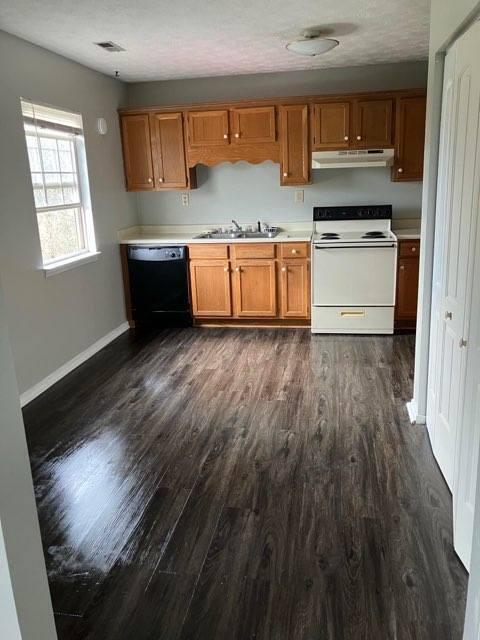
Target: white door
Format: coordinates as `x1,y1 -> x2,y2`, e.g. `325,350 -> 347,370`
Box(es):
427,20 -> 480,569
451,21 -> 480,571
426,46 -> 456,447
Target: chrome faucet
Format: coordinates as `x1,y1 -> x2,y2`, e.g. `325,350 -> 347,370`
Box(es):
232,219 -> 242,231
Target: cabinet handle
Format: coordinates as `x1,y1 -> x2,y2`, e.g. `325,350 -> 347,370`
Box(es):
445,311 -> 453,320
411,246 -> 416,252
223,133 -> 228,139
281,267 -> 287,272
356,135 -> 362,141
234,133 -> 240,138
158,177 -> 164,183
235,267 -> 240,272
283,172 -> 288,178
344,135 -> 349,141
291,249 -> 298,254
460,338 -> 468,348
400,265 -> 405,271
398,168 -> 404,174
148,177 -> 153,183
224,267 -> 229,272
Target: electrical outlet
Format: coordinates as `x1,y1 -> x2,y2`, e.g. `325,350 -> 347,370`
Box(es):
181,193 -> 189,206
294,190 -> 304,203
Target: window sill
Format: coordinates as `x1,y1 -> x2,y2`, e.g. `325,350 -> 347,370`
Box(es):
42,251 -> 101,278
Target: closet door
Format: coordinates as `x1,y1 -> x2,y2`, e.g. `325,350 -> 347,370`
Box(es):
451,20 -> 480,571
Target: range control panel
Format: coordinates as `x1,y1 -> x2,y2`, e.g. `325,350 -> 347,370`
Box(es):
127,246 -> 186,261
313,205 -> 392,221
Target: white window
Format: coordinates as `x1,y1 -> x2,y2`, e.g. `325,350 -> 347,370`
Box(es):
21,100 -> 98,272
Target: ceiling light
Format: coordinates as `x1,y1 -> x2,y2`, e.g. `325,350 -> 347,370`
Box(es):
286,30 -> 339,57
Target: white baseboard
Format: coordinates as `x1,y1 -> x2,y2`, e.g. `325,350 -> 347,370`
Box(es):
406,398 -> 427,425
20,322 -> 130,407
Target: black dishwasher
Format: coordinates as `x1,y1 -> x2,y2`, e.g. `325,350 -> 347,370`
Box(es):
127,245 -> 191,327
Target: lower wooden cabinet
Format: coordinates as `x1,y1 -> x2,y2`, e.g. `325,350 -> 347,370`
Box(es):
395,239 -> 420,330
189,260 -> 232,316
281,260 -> 310,318
188,242 -> 310,324
233,260 -> 277,317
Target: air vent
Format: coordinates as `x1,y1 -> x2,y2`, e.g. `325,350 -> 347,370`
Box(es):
95,41 -> 125,53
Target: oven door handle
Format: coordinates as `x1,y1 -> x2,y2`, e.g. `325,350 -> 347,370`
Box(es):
314,244 -> 396,249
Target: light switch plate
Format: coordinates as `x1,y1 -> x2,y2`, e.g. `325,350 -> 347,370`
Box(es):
181,193 -> 189,206
294,190 -> 304,203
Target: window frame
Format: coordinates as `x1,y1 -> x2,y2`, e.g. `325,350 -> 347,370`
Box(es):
21,100 -> 99,273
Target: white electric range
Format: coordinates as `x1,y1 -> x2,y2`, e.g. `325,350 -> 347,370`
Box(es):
311,205 -> 398,334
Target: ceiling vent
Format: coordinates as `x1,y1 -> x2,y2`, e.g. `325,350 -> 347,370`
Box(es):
95,41 -> 125,53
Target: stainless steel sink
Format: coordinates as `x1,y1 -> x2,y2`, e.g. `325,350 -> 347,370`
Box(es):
194,230 -> 279,240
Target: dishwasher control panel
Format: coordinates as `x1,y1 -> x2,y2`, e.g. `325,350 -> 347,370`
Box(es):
127,246 -> 186,261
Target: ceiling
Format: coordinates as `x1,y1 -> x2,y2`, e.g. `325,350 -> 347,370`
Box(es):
0,0 -> 430,82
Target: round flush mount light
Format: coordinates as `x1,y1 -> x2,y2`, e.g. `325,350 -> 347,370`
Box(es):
286,29 -> 339,56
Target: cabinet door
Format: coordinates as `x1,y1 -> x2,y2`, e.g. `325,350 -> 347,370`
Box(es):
281,261 -> 310,318
121,114 -> 154,190
150,113 -> 188,189
279,105 -> 309,185
354,99 -> 393,148
395,257 -> 419,322
233,260 -> 276,317
187,110 -> 229,147
189,260 -> 232,316
230,106 -> 276,144
393,96 -> 426,181
312,102 -> 351,149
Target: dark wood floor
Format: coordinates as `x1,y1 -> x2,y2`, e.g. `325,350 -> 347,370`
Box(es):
23,328 -> 467,640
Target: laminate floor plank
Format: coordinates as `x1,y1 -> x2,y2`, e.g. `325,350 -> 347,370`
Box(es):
23,329 -> 468,640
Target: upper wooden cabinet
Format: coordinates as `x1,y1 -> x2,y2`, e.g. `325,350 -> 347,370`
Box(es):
353,98 -> 394,148
230,106 -> 276,144
149,113 -> 188,189
312,102 -> 351,150
187,110 -> 229,146
121,114 -> 154,190
279,104 -> 310,186
392,96 -> 426,182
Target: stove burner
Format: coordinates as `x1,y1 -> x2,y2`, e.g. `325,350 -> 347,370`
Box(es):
363,231 -> 386,238
321,233 -> 340,239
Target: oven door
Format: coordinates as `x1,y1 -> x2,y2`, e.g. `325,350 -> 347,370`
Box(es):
313,243 -> 397,306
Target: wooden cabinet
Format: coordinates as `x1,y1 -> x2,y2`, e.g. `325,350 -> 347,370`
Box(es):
353,98 -> 394,148
121,114 -> 154,190
233,260 -> 277,317
187,110 -> 229,147
230,106 -> 276,144
186,242 -> 310,324
189,260 -> 232,316
392,96 -> 426,182
279,105 -> 310,185
120,112 -> 195,191
312,102 -> 351,150
149,113 -> 188,189
395,239 -> 420,330
281,260 -> 309,318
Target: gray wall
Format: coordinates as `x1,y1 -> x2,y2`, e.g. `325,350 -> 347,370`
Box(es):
127,61 -> 428,106
128,61 -> 427,227
0,282 -> 57,640
137,164 -> 422,226
0,30 -> 137,394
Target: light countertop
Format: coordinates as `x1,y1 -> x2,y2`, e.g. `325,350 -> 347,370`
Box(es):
118,225 -> 312,245
394,228 -> 421,240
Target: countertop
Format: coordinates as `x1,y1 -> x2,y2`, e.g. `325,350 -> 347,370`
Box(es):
118,225 -> 312,245
394,228 -> 421,240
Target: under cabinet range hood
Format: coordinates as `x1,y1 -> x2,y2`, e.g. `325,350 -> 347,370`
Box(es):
312,148 -> 394,169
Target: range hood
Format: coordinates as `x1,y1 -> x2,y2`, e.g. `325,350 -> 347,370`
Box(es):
312,148 -> 394,169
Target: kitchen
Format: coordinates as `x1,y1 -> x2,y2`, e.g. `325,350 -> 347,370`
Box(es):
2,2 -> 480,639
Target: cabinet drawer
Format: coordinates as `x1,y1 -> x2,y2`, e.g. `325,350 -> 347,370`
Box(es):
280,243 -> 309,259
312,306 -> 394,334
188,244 -> 229,259
231,243 -> 275,259
399,240 -> 420,257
